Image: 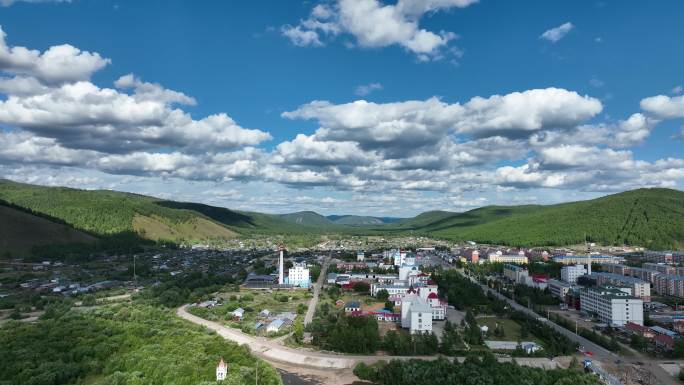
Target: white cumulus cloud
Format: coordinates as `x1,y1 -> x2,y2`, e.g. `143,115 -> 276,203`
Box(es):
281,0 -> 475,60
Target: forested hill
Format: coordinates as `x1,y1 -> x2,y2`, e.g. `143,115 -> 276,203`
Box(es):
397,188 -> 684,250
0,179 -> 682,251
0,180 -> 336,251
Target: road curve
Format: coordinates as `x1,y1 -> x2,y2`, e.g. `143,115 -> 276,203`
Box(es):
177,304 -> 559,370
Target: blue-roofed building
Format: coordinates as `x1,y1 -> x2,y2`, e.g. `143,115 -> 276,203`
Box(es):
650,326 -> 677,338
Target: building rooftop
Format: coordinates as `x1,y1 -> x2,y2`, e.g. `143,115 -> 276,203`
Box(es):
656,274 -> 684,281
345,300 -> 361,308
585,285 -> 638,300
591,272 -> 649,284
547,279 -> 573,287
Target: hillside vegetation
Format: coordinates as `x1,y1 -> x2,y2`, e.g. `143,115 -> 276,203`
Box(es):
0,179 -> 682,250
397,189 -> 684,250
0,180 -> 350,250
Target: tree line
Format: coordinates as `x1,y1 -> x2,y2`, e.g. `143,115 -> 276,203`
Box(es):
354,354 -> 598,385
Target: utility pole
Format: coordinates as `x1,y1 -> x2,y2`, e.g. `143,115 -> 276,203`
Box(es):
255,360 -> 258,385
133,255 -> 137,283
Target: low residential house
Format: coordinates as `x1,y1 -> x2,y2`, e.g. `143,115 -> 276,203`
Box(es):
334,299 -> 345,307
232,307 -> 245,320
344,300 -> 361,313
651,326 -> 676,338
266,318 -> 290,333
277,312 -> 298,322
254,321 -> 266,333
625,322 -> 655,338
655,334 -> 675,351
372,309 -> 400,322
259,309 -> 271,318
485,341 -> 542,354
673,316 -> 684,333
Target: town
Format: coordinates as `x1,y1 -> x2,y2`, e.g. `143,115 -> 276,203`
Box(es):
4,240 -> 684,385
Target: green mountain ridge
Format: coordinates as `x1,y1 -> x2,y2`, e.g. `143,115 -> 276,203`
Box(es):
389,189 -> 684,250
326,215 -> 403,226
0,179 -> 682,252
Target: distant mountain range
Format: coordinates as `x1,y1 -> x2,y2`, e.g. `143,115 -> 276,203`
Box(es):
278,212 -> 403,227
1,178 -> 682,255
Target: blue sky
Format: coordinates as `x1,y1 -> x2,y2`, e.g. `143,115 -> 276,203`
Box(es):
0,0 -> 682,216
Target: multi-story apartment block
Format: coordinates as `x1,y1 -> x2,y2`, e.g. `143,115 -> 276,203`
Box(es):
590,272 -> 651,301
561,264 -> 587,284
653,274 -> 684,298
580,285 -> 644,326
547,279 -> 573,299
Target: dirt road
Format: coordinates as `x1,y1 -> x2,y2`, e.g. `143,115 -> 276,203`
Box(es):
304,251 -> 331,326
177,304 -> 560,370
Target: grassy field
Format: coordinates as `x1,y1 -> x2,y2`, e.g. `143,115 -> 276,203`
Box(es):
190,288 -> 311,336
477,316 -> 542,344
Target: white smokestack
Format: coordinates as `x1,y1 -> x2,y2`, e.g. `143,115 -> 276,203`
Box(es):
279,248 -> 284,285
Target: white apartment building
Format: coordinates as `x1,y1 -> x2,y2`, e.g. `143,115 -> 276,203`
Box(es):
488,251 -> 528,264
400,293 -> 433,334
561,264 -> 587,284
547,279 -> 573,299
580,286 -> 644,326
418,285 -> 446,320
287,262 -> 310,288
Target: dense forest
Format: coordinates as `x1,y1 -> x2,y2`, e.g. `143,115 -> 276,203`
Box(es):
353,355 -> 598,385
399,188 -> 684,250
0,303 -> 281,385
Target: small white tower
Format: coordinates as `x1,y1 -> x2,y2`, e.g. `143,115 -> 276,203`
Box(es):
587,254 -> 592,275
216,357 -> 228,381
278,246 -> 284,285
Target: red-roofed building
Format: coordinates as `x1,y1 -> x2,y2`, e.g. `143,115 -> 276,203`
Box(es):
655,334 -> 674,351
532,274 -> 548,283
625,322 -> 655,338
372,310 -> 401,322
341,282 -> 355,290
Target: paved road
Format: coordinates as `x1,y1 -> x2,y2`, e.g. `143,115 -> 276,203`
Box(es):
177,304 -> 559,370
304,251 -> 331,326
459,269 -> 678,385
